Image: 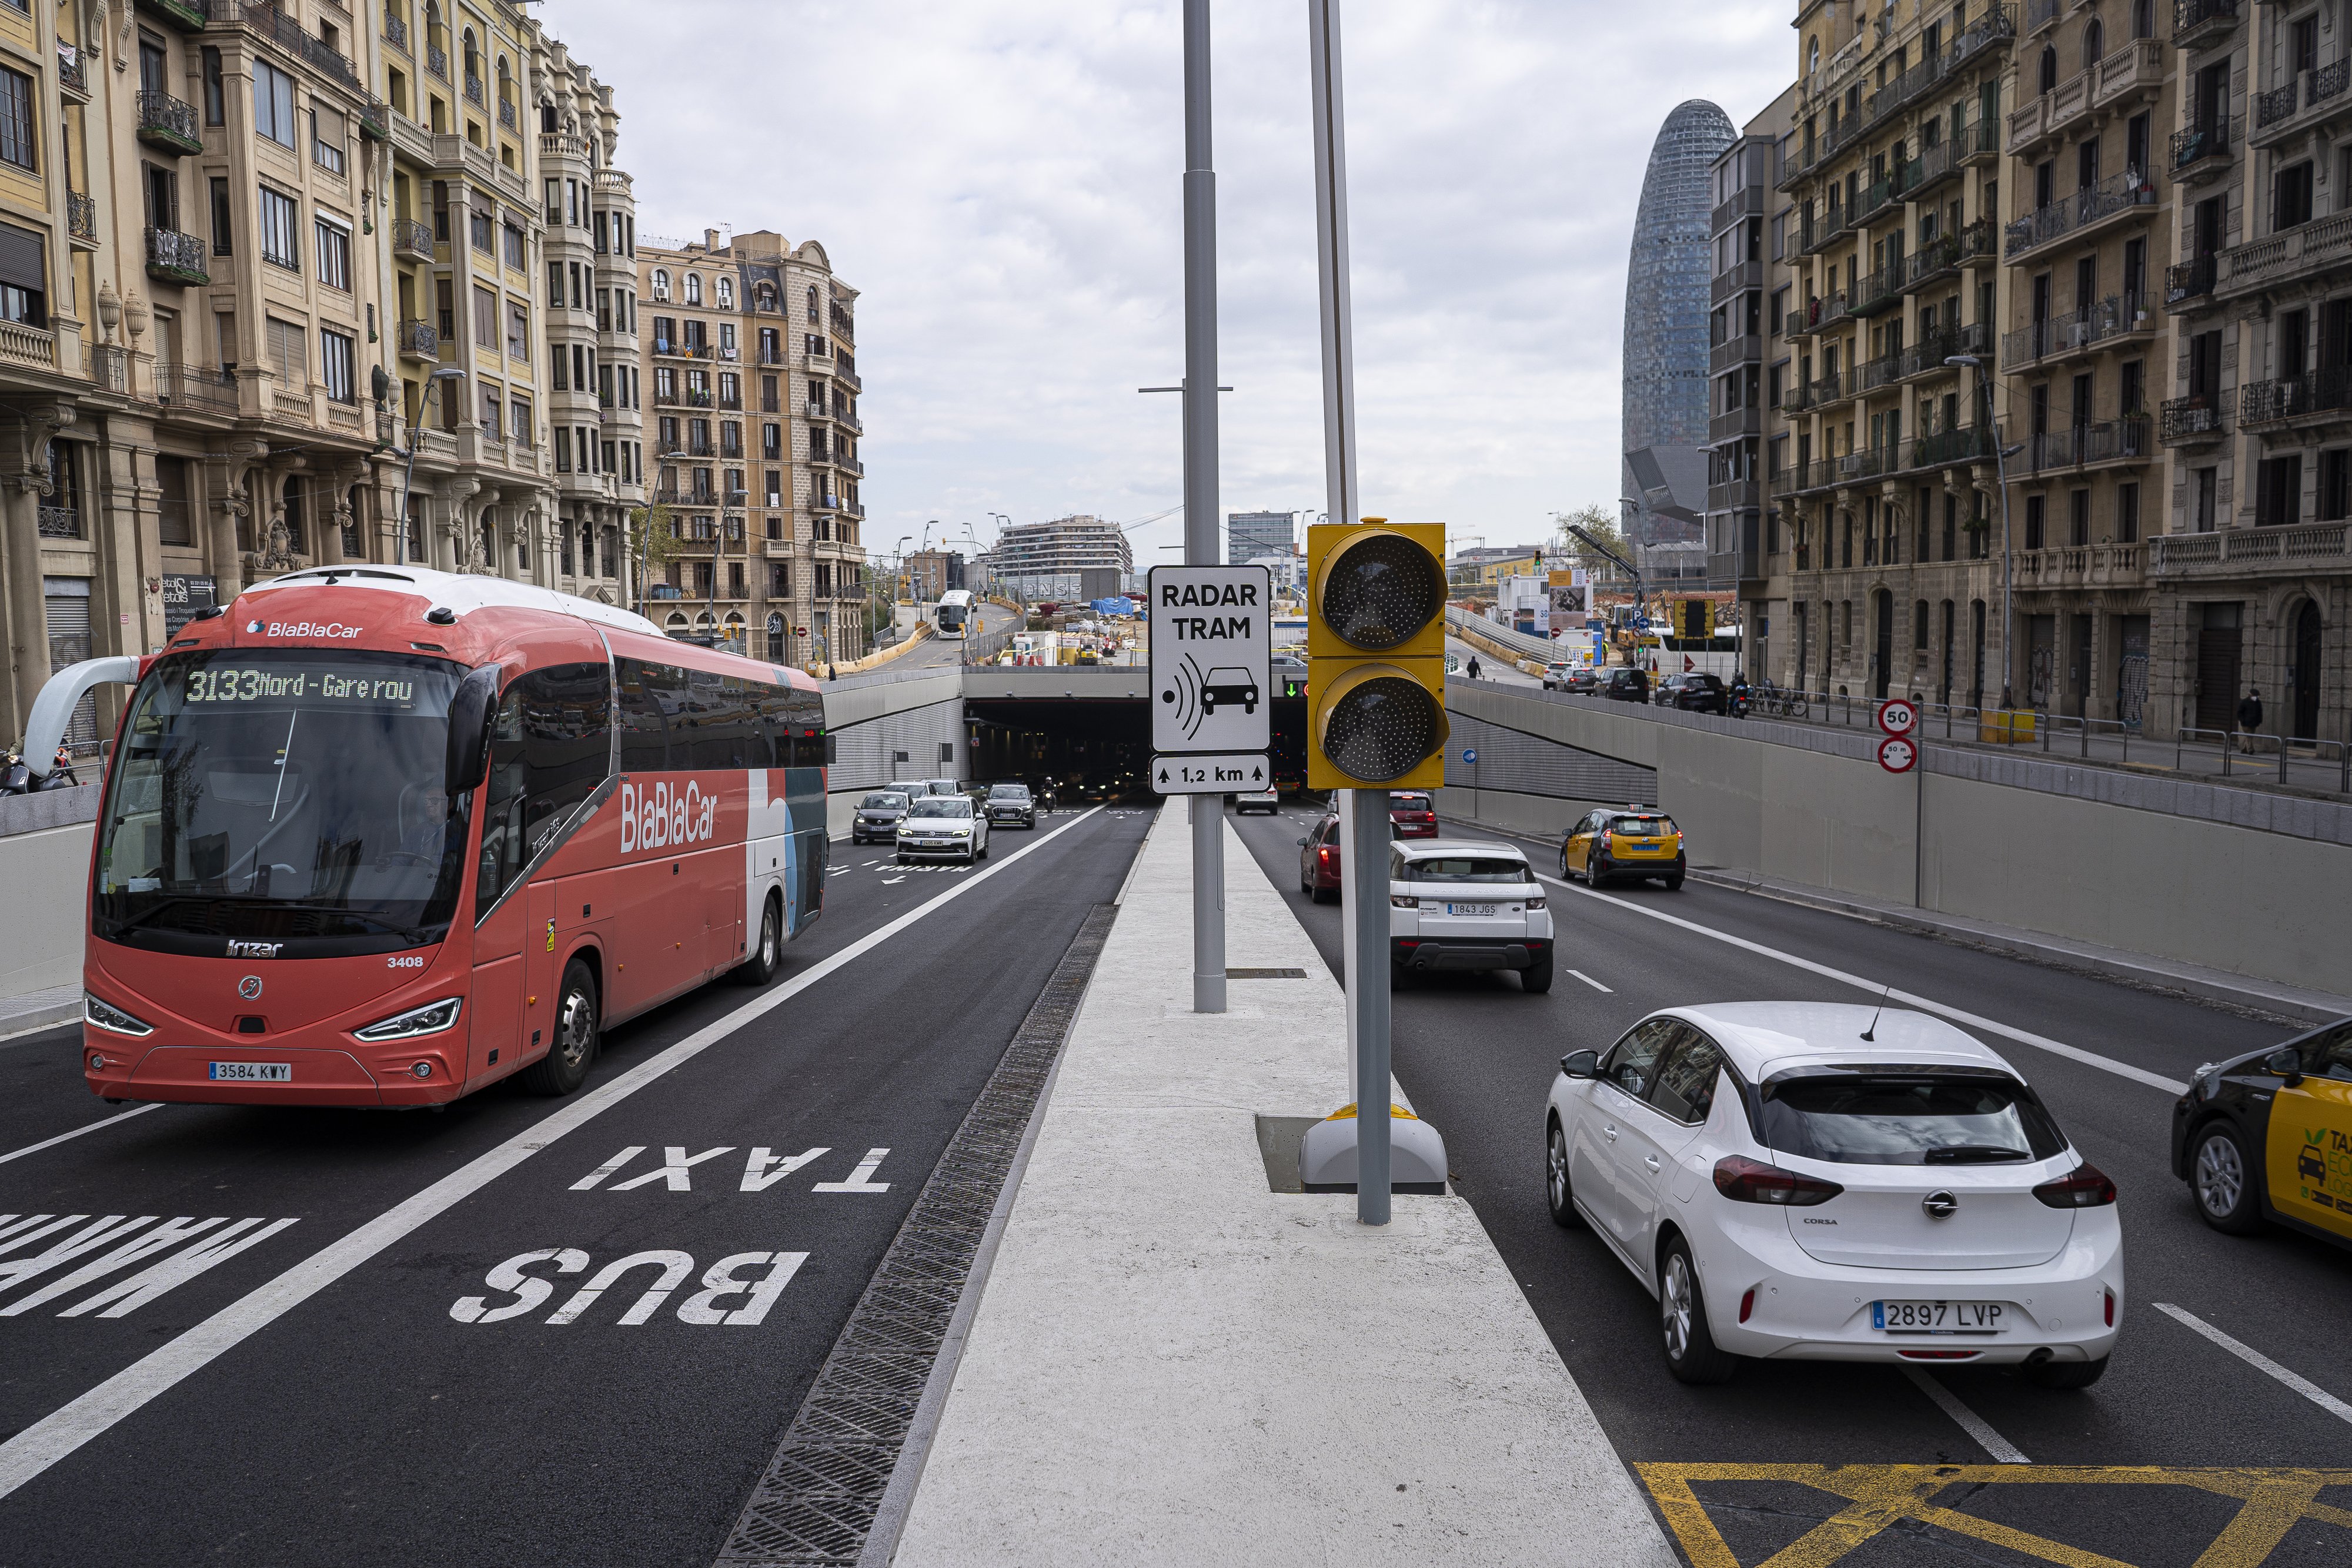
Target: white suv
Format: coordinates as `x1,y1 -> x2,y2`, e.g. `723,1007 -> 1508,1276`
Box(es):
1388,840 -> 1554,992
1543,1002 -> 2122,1388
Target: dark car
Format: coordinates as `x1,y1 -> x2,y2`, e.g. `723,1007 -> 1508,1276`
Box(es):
1388,791 -> 1438,839
1298,814 -> 1342,902
1653,672 -> 1728,713
851,790 -> 911,845
1558,666 -> 1600,694
1599,667 -> 1650,703
984,782 -> 1036,828
2171,1015 -> 2352,1251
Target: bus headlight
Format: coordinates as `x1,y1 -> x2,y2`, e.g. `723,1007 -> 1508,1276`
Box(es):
85,992 -> 154,1037
354,997 -> 465,1042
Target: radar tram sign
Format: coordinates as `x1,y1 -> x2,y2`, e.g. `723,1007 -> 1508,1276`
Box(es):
1149,564 -> 1271,795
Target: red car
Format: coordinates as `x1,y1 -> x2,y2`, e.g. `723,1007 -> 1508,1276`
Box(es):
1298,814 -> 1343,902
1389,791 -> 1438,838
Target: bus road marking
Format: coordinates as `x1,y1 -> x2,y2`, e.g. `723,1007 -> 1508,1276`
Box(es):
450,1248 -> 806,1328
0,1105 -> 165,1169
0,803 -> 1112,1500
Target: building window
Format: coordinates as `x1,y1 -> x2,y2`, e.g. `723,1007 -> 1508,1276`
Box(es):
258,185 -> 300,270
2116,481 -> 2139,543
210,176 -> 232,255
202,47 -> 225,125
0,221 -> 46,327
473,283 -> 497,347
507,300 -> 527,359
253,59 -> 297,149
504,220 -> 524,269
320,327 -> 356,403
479,382 -> 502,439
470,204 -> 493,253
652,267 -> 669,300
312,107 -> 346,175
315,218 -> 350,291
512,396 -> 531,442
0,65 -> 34,172
685,272 -> 702,305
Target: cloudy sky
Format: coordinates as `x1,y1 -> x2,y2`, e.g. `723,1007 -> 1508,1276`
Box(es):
549,1 -> 1793,563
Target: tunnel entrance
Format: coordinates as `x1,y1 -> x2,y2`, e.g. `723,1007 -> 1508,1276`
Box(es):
963,691 -> 1306,798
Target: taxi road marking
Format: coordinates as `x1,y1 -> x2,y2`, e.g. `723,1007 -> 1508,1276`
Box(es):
1636,1462 -> 2352,1568
1537,873 -> 2190,1095
2155,1301 -> 2352,1427
0,804 -> 1111,1502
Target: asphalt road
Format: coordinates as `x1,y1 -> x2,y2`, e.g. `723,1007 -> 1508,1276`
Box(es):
0,803 -> 1151,1567
1230,803 -> 2352,1567
1446,633 -> 1541,685
899,601 -> 1019,668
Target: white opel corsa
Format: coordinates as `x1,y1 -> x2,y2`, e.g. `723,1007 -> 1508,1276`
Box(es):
1544,1002 -> 2122,1388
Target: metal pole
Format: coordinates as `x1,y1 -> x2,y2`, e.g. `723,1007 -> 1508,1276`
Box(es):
1986,375 -> 2016,711
1309,0 -> 1387,1224
1183,0 -> 1225,1015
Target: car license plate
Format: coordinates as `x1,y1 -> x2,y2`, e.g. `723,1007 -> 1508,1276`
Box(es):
1444,902 -> 1498,917
1872,1300 -> 2004,1334
208,1061 -> 291,1083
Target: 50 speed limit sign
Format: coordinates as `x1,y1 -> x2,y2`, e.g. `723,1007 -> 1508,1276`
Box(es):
1877,697 -> 1919,736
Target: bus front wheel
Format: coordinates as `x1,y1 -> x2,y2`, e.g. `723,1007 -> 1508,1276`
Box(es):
522,958 -> 599,1096
736,893 -> 783,986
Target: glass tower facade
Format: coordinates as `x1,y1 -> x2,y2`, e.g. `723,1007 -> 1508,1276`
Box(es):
1623,99 -> 1735,546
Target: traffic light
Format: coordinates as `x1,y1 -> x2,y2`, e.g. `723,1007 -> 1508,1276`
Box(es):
1673,598 -> 1714,641
1306,520 -> 1448,790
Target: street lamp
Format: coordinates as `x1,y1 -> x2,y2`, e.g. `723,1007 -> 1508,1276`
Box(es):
396,366 -> 469,569
1946,354 -> 2029,711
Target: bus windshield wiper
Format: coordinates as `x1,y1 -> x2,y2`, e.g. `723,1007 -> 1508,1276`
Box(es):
1923,1145 -> 2030,1164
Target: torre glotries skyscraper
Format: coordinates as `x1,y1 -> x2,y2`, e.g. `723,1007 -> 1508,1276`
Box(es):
1622,99 -> 1735,547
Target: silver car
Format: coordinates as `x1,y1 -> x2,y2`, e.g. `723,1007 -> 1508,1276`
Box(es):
897,795 -> 990,863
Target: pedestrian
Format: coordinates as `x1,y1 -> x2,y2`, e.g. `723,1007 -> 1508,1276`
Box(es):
2236,687 -> 2263,753
826,663 -> 838,681
1466,654 -> 1482,680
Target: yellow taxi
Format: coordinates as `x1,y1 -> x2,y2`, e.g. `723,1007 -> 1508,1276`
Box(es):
1556,807 -> 1685,891
2174,1018 -> 2352,1249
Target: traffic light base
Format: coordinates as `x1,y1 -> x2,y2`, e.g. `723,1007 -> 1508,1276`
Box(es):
1298,1104 -> 1449,1194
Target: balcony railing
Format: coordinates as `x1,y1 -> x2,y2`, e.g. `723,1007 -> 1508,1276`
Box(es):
65,191 -> 96,244
2256,79 -> 2298,129
2172,0 -> 2239,46
2026,0 -> 2062,32
1910,424 -> 1999,470
132,0 -> 209,31
396,318 -> 438,359
2166,252 -> 2217,307
2171,116 -> 2233,175
2219,209 -> 2352,296
220,2 -> 360,91
143,226 -> 208,285
1855,164 -> 1913,226
2028,418 -> 2150,469
57,42 -> 86,96
0,319 -> 56,372
1905,219 -> 1996,290
384,12 -> 409,51
1899,320 -> 1990,379
2004,169 -> 2158,259
499,100 -> 517,131
1852,259 -> 1906,317
2254,58 -> 2351,139
136,91 -> 202,153
465,75 -> 485,108
2160,389 -> 2234,443
2241,365 -> 2352,426
392,217 -> 434,261
427,41 -> 447,79
2152,520 -> 2352,576
2002,293 -> 2151,366
155,362 -> 239,412
38,505 -> 81,540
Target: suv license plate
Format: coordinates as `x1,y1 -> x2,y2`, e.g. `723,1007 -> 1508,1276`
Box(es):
209,1061 -> 291,1083
1445,903 -> 1498,917
1872,1300 -> 2004,1334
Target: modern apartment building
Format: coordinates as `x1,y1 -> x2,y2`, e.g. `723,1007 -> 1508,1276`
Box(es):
990,514 -> 1132,602
1768,1 -> 2019,710
0,0 -> 636,752
637,227 -> 866,667
1225,509 -> 1294,564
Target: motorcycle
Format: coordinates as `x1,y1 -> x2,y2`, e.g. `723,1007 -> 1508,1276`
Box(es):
0,744 -> 79,794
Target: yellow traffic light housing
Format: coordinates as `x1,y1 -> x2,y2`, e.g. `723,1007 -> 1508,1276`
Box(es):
1307,521 -> 1448,790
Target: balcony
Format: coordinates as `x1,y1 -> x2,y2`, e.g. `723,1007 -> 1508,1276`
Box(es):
1907,135 -> 1965,201
2240,365 -> 2352,430
153,362 -> 239,413
65,191 -> 97,248
1904,219 -> 1996,294
396,319 -> 438,361
1776,135 -> 1818,194
2012,542 -> 2147,590
136,91 -> 202,155
653,387 -> 715,409
1710,185 -> 1761,237
1852,259 -> 1906,317
2000,293 -> 2154,369
1783,290 -> 1852,340
2217,209 -> 2352,300
2160,389 -> 2234,444
2027,0 -> 2063,35
652,340 -> 726,362
2249,58 -> 2352,148
384,12 -> 409,52
132,0 -> 208,32
2151,520 -> 2352,577
1898,320 -> 1990,381
1710,406 -> 1762,444
143,226 -> 208,286
1850,350 -> 1903,400
2166,253 -> 2217,311
2026,418 -> 2151,471
217,2 -> 360,92
1709,331 -> 1762,376
1910,424 -> 2000,470
2172,0 -> 2239,49
1855,165 -> 1912,228
1799,209 -> 1850,258
57,42 -> 88,100
0,319 -> 57,373
391,217 -> 434,263
2004,169 -> 2159,261
1959,116 -> 2003,168
38,503 -> 81,540
1709,260 -> 1761,307
427,41 -> 447,80
2170,116 -> 2233,182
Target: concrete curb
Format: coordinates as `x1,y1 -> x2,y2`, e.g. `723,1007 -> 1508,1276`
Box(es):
0,995 -> 81,1047
1682,866 -> 2352,1025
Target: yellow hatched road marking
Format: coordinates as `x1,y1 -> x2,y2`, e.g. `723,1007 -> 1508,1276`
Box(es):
1636,1463 -> 2352,1568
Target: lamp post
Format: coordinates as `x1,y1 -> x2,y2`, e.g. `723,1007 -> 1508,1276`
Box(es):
396,366 -> 467,570
1946,355 -> 2026,710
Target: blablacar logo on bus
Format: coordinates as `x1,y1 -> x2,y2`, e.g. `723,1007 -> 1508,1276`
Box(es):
620,780 -> 719,854
246,619 -> 364,638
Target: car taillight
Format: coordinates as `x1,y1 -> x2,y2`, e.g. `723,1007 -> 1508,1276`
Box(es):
1738,1288 -> 1755,1324
1525,895 -> 1545,910
1318,847 -> 1334,863
2104,1289 -> 2116,1327
2032,1162 -> 2117,1208
1712,1155 -> 1843,1206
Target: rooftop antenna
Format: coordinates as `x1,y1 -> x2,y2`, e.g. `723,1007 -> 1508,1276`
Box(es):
1859,980 -> 1895,1042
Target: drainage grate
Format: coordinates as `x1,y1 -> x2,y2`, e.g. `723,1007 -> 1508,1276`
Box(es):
1227,967 -> 1307,979
713,902 -> 1118,1567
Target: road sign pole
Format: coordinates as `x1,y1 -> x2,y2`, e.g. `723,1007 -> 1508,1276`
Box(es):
1182,0 -> 1224,1015
1309,0 -> 1387,1223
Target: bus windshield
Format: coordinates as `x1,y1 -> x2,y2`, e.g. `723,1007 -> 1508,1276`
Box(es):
93,650 -> 472,955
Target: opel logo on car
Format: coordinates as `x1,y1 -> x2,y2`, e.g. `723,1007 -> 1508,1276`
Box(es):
238,976 -> 263,1001
1923,1190 -> 1959,1220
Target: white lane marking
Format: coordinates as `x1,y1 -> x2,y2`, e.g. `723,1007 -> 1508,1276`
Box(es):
0,1105 -> 164,1169
1902,1366 -> 2030,1464
0,803 -> 1112,1501
2154,1302 -> 2352,1426
1536,874 -> 2190,1095
1567,969 -> 1612,993
881,876 -> 906,885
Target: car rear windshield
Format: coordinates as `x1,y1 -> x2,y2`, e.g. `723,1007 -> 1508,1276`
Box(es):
1759,1075 -> 2069,1165
988,785 -> 1030,799
1400,855 -> 1529,884
1611,815 -> 1677,835
1390,794 -> 1433,811
907,798 -> 970,818
861,793 -> 907,808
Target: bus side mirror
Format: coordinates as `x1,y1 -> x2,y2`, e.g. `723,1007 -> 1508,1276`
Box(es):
446,664 -> 502,792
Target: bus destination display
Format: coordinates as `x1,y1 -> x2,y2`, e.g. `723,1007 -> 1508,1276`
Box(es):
183,666 -> 427,708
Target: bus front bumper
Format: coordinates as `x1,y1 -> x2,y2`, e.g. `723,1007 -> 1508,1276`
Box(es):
86,1039 -> 470,1107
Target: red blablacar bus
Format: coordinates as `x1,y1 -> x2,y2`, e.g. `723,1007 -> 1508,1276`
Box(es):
31,566 -> 828,1108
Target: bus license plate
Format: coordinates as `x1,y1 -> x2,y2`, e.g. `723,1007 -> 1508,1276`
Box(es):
208,1061 -> 292,1082
1445,903 -> 1498,917
1873,1300 -> 2003,1334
